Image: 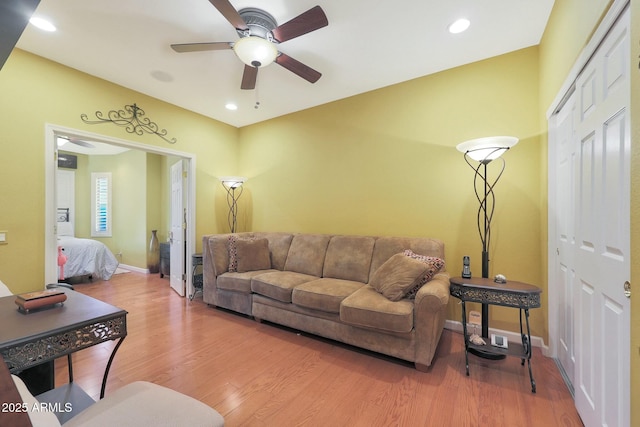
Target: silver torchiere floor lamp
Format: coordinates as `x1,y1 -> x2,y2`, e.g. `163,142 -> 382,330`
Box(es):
456,136 -> 518,358
219,176 -> 246,233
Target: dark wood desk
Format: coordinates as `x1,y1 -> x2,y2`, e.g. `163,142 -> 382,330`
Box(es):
449,276 -> 541,392
0,290 -> 127,423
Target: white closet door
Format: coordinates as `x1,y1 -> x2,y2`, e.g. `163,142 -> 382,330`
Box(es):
572,8 -> 630,427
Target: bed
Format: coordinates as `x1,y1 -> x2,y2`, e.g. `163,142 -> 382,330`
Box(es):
57,210 -> 119,281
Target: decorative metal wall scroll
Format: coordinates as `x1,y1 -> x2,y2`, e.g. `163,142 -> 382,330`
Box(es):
81,103 -> 176,144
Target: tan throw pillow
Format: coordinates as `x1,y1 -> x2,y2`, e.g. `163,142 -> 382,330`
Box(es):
369,253 -> 430,301
403,250 -> 445,299
235,238 -> 271,273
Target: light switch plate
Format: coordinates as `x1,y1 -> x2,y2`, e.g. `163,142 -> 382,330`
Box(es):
0,230 -> 7,244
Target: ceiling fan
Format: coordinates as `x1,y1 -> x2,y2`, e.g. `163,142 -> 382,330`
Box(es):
171,0 -> 328,90
57,135 -> 95,149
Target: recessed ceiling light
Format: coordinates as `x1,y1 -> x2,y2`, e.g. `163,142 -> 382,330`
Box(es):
225,103 -> 238,111
150,70 -> 174,82
29,17 -> 56,32
449,18 -> 470,34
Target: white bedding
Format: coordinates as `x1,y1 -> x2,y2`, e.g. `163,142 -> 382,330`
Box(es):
57,236 -> 119,280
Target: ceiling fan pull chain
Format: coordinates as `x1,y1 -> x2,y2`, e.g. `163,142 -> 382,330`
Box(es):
254,74 -> 261,109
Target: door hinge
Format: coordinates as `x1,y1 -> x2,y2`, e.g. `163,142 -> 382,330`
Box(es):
182,171 -> 187,178
182,273 -> 187,281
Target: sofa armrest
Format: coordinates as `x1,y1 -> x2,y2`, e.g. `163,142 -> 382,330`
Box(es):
414,271 -> 450,309
413,270 -> 450,369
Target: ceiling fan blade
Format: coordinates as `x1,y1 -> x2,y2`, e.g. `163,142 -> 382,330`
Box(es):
171,42 -> 232,53
275,53 -> 321,83
58,136 -> 95,148
271,6 -> 328,43
209,0 -> 248,30
241,65 -> 258,90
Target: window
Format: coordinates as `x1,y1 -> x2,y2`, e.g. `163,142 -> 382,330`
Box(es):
91,172 -> 112,237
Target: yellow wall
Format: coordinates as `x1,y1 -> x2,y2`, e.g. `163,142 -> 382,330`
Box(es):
0,49 -> 239,293
239,46 -> 545,337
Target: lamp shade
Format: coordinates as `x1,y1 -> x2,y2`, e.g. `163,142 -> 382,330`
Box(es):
219,176 -> 246,189
456,136 -> 519,163
233,36 -> 278,68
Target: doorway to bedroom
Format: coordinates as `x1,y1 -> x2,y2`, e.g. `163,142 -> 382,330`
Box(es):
44,124 -> 196,297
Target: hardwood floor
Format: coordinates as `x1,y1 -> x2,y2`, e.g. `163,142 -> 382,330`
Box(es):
56,271 -> 584,426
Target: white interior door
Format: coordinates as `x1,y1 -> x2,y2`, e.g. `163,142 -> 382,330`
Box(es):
170,160 -> 185,296
551,91 -> 577,389
572,8 -> 630,426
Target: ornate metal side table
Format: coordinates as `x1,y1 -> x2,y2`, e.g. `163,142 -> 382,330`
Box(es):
449,276 -> 541,393
190,253 -> 203,301
0,290 -> 127,422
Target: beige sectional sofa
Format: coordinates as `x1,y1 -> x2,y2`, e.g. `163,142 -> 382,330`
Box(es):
202,232 -> 450,371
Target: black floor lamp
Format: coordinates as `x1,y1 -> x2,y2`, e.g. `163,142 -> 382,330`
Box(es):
219,176 -> 246,233
456,136 -> 518,354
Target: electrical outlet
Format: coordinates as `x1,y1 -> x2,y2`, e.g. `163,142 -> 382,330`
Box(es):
468,310 -> 481,326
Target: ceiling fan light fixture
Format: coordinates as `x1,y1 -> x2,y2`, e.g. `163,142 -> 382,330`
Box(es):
233,36 -> 278,68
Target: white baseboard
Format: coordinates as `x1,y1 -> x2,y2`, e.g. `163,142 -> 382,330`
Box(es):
117,264 -> 148,274
444,320 -> 550,356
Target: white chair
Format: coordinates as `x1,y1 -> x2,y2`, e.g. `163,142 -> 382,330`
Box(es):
12,374 -> 225,427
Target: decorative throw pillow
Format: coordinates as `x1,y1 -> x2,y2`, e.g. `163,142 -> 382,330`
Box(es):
235,238 -> 271,273
402,250 -> 445,299
369,253 -> 431,301
227,235 -> 239,272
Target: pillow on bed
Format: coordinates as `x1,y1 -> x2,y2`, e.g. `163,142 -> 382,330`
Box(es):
57,222 -> 74,237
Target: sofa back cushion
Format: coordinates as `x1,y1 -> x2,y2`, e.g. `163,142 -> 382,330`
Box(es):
258,232 -> 294,270
204,234 -> 232,277
369,236 -> 445,282
284,234 -> 331,277
322,235 -> 375,283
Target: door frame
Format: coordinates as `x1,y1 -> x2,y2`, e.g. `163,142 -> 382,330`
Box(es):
44,123 -> 197,295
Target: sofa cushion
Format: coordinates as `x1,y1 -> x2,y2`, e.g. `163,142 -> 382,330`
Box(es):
369,253 -> 430,301
236,238 -> 271,273
369,236 -> 445,281
402,250 -> 445,299
204,235 -> 231,277
340,285 -> 414,333
218,270 -> 275,293
322,235 -> 375,283
251,271 -> 319,303
259,233 -> 294,270
292,278 -> 364,313
284,234 -> 331,277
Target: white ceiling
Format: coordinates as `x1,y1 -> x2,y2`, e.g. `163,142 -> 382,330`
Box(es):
17,0 -> 555,128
